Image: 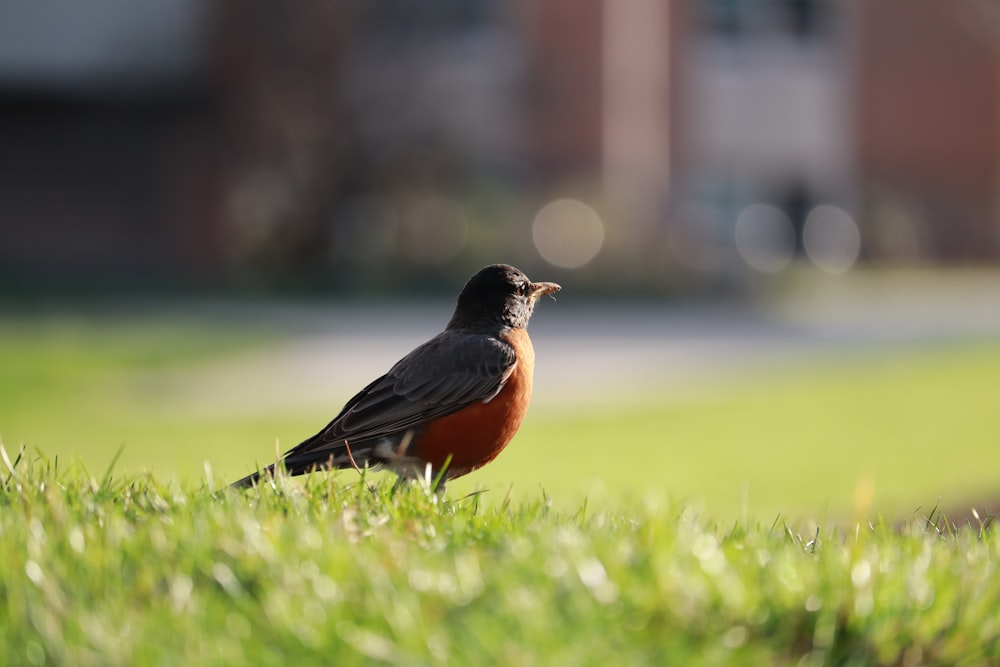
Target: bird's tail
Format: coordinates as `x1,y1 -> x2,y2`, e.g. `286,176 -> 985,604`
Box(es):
229,466 -> 272,489
229,440 -> 368,489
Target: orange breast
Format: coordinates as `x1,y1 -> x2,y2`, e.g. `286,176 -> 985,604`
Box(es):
414,327 -> 535,477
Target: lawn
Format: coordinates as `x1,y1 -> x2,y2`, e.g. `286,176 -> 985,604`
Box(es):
479,342 -> 1000,520
1,460 -> 997,666
2,305 -> 999,665
2,306 -> 998,521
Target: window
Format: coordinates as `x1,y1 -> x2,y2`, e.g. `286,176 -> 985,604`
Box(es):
700,0 -> 831,43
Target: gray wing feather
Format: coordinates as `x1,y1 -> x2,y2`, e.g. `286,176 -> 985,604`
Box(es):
283,330 -> 516,459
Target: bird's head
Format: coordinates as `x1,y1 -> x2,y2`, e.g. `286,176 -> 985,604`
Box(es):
447,264 -> 561,330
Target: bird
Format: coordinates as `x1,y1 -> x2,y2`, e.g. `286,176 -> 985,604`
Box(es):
231,263 -> 560,490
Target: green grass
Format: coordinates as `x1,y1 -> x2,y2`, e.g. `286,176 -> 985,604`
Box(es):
2,312 -> 999,519
3,310 -> 1000,664
1,457 -> 997,666
0,313 -> 285,479
470,343 -> 1000,518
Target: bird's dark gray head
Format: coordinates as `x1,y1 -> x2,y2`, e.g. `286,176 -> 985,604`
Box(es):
447,264 -> 560,330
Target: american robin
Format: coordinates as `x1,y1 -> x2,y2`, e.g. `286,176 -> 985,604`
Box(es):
231,264 -> 560,489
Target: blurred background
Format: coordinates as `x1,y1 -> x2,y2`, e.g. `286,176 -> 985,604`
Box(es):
2,0 -> 999,519
4,0 -> 1000,290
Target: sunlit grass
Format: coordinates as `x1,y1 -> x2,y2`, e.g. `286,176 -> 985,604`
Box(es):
0,314 -> 279,477
4,308 -> 1000,664
2,311 -> 999,521
1,457 -> 998,666
465,343 -> 1000,518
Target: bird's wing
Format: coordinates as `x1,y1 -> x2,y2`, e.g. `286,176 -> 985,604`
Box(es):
283,330 -> 516,459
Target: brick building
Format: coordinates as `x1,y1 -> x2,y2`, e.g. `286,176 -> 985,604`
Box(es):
1,0 -> 997,289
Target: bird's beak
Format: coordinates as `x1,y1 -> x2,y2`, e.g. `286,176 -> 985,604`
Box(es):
529,281 -> 561,300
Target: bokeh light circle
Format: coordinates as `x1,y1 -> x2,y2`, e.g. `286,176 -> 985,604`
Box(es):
733,203 -> 795,274
803,205 -> 861,274
532,199 -> 605,269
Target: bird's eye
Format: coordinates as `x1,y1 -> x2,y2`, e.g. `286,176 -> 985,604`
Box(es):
516,283 -> 528,296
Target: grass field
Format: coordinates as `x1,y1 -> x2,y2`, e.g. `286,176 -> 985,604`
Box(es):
2,304 -> 1000,664
2,309 -> 999,520
1,458 -> 997,666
